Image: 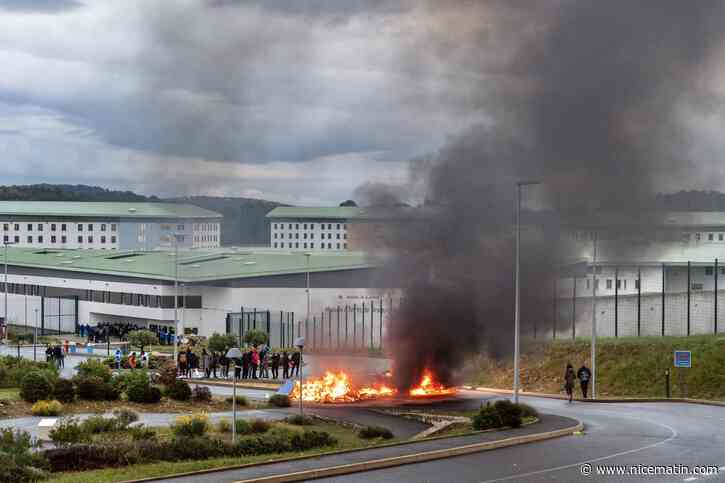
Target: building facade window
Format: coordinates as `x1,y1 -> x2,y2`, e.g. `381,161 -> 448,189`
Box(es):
27,236 -> 32,243
706,267 -> 714,276
88,224 -> 93,231
101,224 -> 107,232
88,236 -> 93,243
101,236 -> 106,244
27,224 -> 32,231
13,236 -> 18,243
51,224 -> 56,231
77,224 -> 83,231
61,224 -> 67,231
78,236 -> 83,243
61,236 -> 67,243
606,279 -> 612,289
111,224 -> 116,232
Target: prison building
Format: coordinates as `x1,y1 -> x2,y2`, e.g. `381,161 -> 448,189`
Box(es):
0,202 -> 222,250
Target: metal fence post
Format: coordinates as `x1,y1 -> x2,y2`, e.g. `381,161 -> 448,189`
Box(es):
266,310 -> 271,342
337,307 -> 341,350
614,266 -> 619,338
361,302 -> 365,349
637,267 -> 641,337
571,276 -> 576,340
370,300 -> 374,349
379,298 -> 383,350
553,279 -> 557,340
716,259 -> 719,334
353,304 -> 357,350
328,310 -> 332,349
662,264 -> 666,337
687,261 -> 691,336
345,305 -> 349,348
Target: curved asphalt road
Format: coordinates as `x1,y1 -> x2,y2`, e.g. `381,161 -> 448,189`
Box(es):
318,391 -> 725,483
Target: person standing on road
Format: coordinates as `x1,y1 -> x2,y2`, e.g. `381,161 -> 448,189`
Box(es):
281,351 -> 289,379
114,348 -> 122,370
564,363 -> 576,403
291,351 -> 300,377
271,352 -> 280,379
577,364 -> 592,399
250,348 -> 260,379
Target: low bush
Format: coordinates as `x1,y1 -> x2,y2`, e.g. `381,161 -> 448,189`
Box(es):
284,414 -> 315,426
493,400 -> 523,428
125,371 -> 153,403
20,371 -> 54,403
250,419 -> 271,434
156,360 -> 178,388
0,355 -> 58,389
80,416 -> 118,435
172,414 -> 209,438
225,395 -> 248,406
192,385 -> 212,402
518,402 -> 539,419
42,443 -> 139,472
144,386 -> 162,403
234,419 -> 251,435
53,378 -> 75,403
216,419 -> 232,433
167,379 -> 191,401
75,376 -> 109,401
112,408 -> 139,428
128,425 -> 156,442
472,404 -> 501,430
76,359 -> 112,383
49,419 -> 89,447
291,430 -> 338,450
0,428 -> 49,482
358,425 -> 393,440
471,400 -> 524,430
268,394 -> 291,407
31,400 -> 63,417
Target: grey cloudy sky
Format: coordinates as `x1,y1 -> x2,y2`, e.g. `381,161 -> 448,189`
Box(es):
1,1 -> 724,204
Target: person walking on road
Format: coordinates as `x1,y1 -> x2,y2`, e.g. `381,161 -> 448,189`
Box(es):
577,364 -> 592,399
564,363 -> 576,403
114,348 -> 122,370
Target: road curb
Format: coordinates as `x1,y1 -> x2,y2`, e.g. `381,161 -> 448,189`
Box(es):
232,420 -> 584,483
470,386 -> 725,407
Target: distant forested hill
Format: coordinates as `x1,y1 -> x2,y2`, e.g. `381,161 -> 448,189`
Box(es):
0,184 -> 286,246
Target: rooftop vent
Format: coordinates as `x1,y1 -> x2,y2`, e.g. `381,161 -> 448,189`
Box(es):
33,250 -> 59,255
243,261 -> 257,265
128,208 -> 137,213
179,255 -> 229,266
105,253 -> 144,260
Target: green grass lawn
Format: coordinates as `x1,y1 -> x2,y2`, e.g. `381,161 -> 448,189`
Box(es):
469,334 -> 725,400
48,421 -> 401,483
0,388 -> 20,401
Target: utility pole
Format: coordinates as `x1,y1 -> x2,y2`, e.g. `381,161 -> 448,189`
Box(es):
591,231 -> 598,400
173,235 -> 180,371
513,180 -> 540,404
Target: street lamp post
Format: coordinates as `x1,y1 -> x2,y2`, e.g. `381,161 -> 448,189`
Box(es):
4,241 -> 16,341
33,308 -> 39,361
514,180 -> 541,404
225,347 -> 243,443
304,253 -> 311,325
591,232 -> 598,399
295,337 -> 305,417
173,235 -> 180,371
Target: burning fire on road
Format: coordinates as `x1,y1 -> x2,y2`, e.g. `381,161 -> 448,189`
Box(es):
290,370 -> 454,403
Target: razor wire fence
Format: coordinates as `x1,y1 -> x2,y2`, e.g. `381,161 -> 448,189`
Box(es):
542,260 -> 725,340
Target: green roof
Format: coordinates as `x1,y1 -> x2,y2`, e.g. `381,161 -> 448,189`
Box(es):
0,202 -> 221,219
2,247 -> 372,283
266,207 -> 364,220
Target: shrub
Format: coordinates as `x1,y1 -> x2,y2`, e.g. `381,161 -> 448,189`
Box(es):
292,430 -> 338,450
127,330 -> 158,352
125,371 -> 152,403
472,404 -> 502,430
144,386 -> 162,404
53,378 -> 75,403
192,385 -> 212,402
167,379 -> 191,401
172,414 -> 209,438
207,333 -> 237,354
225,395 -> 248,406
102,383 -> 120,401
493,400 -> 523,429
20,371 -> 54,403
249,419 -> 271,434
268,394 -> 290,408
518,402 -> 539,419
234,419 -> 251,435
31,400 -> 63,417
76,359 -> 112,383
216,419 -> 232,433
156,360 -> 178,388
42,442 -> 138,472
80,415 -> 118,434
112,408 -> 139,428
128,425 -> 156,442
284,414 -> 315,426
0,355 -> 58,389
358,425 -> 393,440
49,419 -> 89,447
0,428 -> 48,482
75,376 -> 107,401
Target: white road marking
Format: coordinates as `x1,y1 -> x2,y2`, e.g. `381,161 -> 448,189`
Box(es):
479,413 -> 679,483
684,477 -> 698,482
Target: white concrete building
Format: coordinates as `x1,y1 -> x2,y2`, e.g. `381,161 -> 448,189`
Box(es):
0,202 -> 222,251
267,207 -> 355,251
0,247 -> 396,347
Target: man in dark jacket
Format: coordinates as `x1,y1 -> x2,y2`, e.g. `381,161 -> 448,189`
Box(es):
291,351 -> 300,377
577,365 -> 592,399
271,352 -> 280,379
281,351 -> 289,379
241,350 -> 250,379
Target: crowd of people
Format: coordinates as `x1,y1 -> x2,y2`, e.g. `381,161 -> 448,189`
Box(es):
79,322 -> 178,345
177,345 -> 301,381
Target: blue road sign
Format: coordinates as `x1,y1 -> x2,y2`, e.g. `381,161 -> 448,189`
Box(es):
277,380 -> 295,396
674,350 -> 691,368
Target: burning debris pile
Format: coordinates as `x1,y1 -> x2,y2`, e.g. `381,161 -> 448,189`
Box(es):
290,370 -> 454,403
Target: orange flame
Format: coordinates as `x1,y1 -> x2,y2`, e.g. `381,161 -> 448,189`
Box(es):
290,369 -> 454,403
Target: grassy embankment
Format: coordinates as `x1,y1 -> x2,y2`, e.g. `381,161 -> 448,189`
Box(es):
468,335 -> 725,400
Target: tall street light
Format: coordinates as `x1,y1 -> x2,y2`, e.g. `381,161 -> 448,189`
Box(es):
172,233 -> 182,371
4,241 -> 16,338
304,253 -> 312,324
225,347 -> 243,443
591,231 -> 598,399
514,180 -> 541,404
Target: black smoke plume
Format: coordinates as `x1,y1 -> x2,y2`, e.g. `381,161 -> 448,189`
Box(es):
373,0 -> 725,390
